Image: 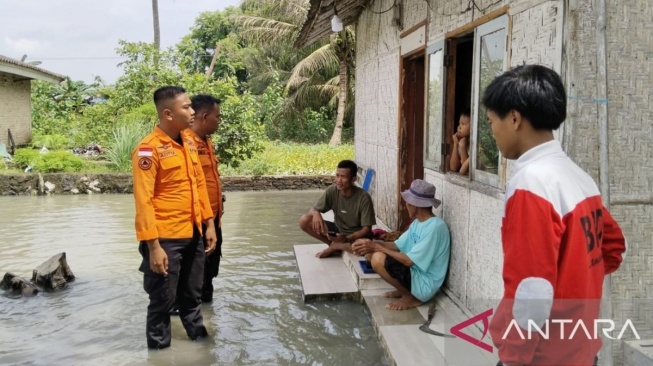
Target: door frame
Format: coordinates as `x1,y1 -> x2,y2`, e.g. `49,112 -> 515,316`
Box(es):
397,50 -> 426,230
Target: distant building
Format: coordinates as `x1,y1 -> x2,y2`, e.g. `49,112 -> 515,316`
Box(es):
0,55 -> 65,152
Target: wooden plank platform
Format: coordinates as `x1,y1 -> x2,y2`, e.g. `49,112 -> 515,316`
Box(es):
293,244 -> 359,301
293,242 -> 499,365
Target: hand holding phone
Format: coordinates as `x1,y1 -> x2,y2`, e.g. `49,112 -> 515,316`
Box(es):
324,221 -> 340,237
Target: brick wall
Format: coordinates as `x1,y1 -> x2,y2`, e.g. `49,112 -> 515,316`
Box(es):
0,73 -> 32,148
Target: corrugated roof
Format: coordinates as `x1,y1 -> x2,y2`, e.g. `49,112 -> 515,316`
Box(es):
0,54 -> 66,82
295,0 -> 371,48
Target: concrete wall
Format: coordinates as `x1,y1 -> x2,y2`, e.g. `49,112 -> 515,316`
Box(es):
0,73 -> 31,147
355,0 -> 653,356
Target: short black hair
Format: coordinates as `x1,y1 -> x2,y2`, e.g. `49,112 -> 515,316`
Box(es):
153,86 -> 186,109
191,94 -> 221,115
481,65 -> 566,130
460,107 -> 471,117
337,160 -> 358,179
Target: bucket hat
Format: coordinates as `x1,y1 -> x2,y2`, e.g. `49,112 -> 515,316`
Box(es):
400,179 -> 441,208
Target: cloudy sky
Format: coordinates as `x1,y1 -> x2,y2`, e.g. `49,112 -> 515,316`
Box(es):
0,0 -> 242,83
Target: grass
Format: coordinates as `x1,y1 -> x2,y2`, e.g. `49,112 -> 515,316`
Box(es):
220,141 -> 354,176
1,141 -> 352,176
105,122 -> 150,172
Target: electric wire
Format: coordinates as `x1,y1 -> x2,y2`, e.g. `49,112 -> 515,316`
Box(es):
363,0 -> 397,15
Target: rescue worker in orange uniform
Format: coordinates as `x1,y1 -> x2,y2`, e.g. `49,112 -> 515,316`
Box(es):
186,94 -> 224,303
132,86 -> 217,350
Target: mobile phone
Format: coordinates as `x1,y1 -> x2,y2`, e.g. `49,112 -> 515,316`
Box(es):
325,221 -> 339,236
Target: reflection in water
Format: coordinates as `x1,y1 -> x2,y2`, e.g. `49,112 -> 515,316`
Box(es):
0,192 -> 385,366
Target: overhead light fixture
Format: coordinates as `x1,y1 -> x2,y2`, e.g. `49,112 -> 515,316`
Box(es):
331,2 -> 343,32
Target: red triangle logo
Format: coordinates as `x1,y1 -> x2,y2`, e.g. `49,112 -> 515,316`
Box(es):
450,308 -> 494,353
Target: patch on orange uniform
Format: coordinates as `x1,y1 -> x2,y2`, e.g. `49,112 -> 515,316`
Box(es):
138,157 -> 152,170
137,147 -> 154,157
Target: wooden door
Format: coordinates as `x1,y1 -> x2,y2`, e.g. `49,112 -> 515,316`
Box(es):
398,53 -> 425,230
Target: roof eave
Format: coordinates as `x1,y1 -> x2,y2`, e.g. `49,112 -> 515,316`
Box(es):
295,0 -> 370,48
0,61 -> 66,84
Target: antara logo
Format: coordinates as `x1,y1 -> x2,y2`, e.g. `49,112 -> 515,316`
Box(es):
450,308 -> 642,353
450,308 -> 494,353
502,318 -> 641,341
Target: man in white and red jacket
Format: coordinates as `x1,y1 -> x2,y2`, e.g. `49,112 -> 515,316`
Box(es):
482,65 -> 627,366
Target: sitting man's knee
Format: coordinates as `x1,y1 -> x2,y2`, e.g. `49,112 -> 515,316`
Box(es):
370,251 -> 386,270
299,214 -> 313,231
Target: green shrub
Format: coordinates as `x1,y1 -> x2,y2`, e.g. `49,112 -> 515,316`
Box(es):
215,93 -> 266,167
31,134 -> 72,150
12,148 -> 88,173
105,120 -> 151,172
12,149 -> 41,170
33,151 -> 86,173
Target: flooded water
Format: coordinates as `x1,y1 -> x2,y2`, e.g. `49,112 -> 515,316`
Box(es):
0,191 -> 386,366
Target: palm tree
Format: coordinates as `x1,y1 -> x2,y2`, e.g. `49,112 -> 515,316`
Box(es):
328,29 -> 355,145
152,0 -> 161,67
234,0 -> 356,145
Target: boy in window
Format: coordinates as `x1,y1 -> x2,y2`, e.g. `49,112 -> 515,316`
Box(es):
483,65 -> 626,366
450,108 -> 471,174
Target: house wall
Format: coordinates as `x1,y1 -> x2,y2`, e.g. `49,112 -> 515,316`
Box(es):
0,73 -> 31,147
356,0 -> 651,360
562,0 -> 653,361
356,0 -> 563,314
564,0 -> 653,360
355,0 -> 402,229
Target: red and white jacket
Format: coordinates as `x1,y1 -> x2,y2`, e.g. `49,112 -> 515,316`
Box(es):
489,140 -> 627,366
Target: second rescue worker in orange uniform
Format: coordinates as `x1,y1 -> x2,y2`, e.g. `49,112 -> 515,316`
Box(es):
132,86 -> 217,350
186,94 -> 224,303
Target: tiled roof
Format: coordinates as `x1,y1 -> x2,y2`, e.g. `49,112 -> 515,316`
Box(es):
0,54 -> 66,81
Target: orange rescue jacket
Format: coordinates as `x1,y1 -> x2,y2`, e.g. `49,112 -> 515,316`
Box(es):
186,129 -> 222,227
132,126 -> 214,241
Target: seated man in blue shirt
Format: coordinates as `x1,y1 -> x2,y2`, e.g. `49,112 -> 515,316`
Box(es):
352,179 -> 450,310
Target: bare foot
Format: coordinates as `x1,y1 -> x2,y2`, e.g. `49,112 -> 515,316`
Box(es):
385,295 -> 423,310
383,290 -> 402,299
315,247 -> 342,258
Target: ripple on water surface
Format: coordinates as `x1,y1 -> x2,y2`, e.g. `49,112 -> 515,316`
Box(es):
0,192 -> 386,366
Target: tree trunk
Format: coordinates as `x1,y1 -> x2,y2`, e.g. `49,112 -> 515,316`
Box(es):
1,272 -> 39,297
205,43 -> 221,81
329,58 -> 348,146
152,0 -> 161,67
31,252 -> 75,291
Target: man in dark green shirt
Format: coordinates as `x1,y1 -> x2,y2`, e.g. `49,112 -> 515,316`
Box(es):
299,160 -> 376,258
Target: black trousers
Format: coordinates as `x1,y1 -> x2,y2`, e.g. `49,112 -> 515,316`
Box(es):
139,228 -> 207,349
202,221 -> 223,302
202,219 -> 222,302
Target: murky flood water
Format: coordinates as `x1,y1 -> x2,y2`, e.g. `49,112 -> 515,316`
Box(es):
0,191 -> 386,366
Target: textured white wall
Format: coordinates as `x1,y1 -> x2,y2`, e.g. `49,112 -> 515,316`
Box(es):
356,0 -> 563,311
355,1 -> 653,351
356,0 -> 402,228
0,74 -> 31,147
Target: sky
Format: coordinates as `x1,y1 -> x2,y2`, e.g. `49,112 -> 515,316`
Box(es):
0,0 -> 242,84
